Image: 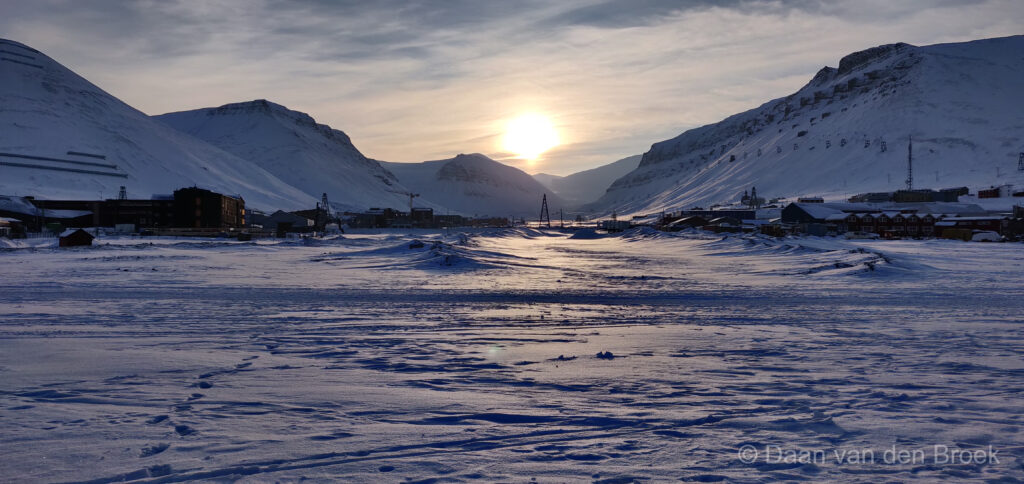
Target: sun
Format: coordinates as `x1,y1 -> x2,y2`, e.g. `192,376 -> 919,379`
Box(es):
502,113 -> 559,160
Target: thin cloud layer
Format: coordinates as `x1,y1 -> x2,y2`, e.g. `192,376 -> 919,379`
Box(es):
2,0 -> 1020,174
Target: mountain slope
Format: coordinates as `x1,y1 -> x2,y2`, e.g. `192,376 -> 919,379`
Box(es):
383,154 -> 565,218
589,35 -> 1024,216
533,155 -> 641,207
156,100 -> 415,212
0,38 -> 315,210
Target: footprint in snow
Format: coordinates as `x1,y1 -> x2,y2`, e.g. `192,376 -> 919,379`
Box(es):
139,443 -> 169,457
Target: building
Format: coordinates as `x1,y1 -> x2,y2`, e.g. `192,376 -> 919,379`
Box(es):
0,195 -> 94,232
665,215 -> 708,231
411,207 -> 434,227
849,192 -> 892,203
434,214 -> 465,227
173,187 -> 245,229
704,216 -> 743,233
23,197 -> 175,230
782,202 -> 998,237
601,220 -> 631,232
58,228 -> 94,247
934,216 -> 1010,236
259,210 -> 315,235
0,217 -> 24,238
851,188 -> 965,204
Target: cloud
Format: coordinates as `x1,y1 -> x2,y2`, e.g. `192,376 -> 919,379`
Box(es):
1,0 -> 1021,175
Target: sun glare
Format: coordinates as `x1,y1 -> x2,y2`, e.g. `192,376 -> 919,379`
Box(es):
502,113 -> 559,160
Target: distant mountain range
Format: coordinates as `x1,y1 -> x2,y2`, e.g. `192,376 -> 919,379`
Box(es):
533,155 -> 641,207
586,35 -> 1024,216
3,35 -> 1022,218
383,154 -> 564,218
0,38 -> 556,216
0,38 -> 315,210
155,100 -> 415,213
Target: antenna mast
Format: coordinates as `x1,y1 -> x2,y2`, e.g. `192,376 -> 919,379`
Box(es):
539,194 -> 551,228
905,136 -> 913,191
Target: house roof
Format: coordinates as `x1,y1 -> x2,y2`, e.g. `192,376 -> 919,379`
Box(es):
792,201 -> 994,219
791,203 -> 845,220
59,228 -> 94,238
708,216 -> 742,226
944,216 -> 1008,221
668,215 -> 707,226
0,196 -> 92,219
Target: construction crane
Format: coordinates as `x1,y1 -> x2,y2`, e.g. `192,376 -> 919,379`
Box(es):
388,189 -> 420,213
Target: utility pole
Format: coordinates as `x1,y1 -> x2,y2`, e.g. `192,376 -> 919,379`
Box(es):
539,194 -> 551,228
905,136 -> 913,191
321,193 -> 332,219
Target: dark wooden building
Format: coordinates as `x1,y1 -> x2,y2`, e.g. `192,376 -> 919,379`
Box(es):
173,188 -> 245,229
28,198 -> 174,229
58,228 -> 94,247
411,208 -> 434,227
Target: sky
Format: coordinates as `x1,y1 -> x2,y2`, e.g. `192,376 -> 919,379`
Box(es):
2,1 -> 1021,176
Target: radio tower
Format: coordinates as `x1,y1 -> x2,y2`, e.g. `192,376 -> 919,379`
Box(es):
539,194 -> 551,228
905,136 -> 914,191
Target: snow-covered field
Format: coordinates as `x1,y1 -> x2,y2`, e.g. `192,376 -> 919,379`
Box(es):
1,229 -> 1022,482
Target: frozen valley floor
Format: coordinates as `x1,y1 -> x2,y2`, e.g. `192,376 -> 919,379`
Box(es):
1,228 -> 1023,482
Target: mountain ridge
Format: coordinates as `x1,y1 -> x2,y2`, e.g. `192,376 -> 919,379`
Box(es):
383,153 -> 564,218
588,35 -> 1024,216
155,99 -> 416,213
533,155 -> 641,208
0,38 -> 316,210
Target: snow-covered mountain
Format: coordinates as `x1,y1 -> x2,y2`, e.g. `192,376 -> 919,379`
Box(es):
156,100 -> 416,213
589,35 -> 1024,216
0,39 -> 316,210
383,154 -> 565,218
533,155 -> 641,207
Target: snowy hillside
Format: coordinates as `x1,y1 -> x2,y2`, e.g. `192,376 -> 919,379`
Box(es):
156,100 -> 416,213
0,39 -> 315,211
590,35 -> 1024,216
383,154 -> 565,218
533,155 -> 641,207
